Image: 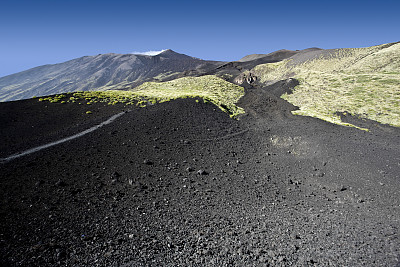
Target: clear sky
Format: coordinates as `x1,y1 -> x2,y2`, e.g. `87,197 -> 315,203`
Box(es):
1,0 -> 399,77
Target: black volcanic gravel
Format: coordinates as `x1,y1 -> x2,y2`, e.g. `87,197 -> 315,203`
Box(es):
0,84 -> 399,266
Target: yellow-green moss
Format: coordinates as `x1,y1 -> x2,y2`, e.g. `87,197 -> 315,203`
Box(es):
131,75 -> 245,117
254,42 -> 400,128
38,75 -> 245,118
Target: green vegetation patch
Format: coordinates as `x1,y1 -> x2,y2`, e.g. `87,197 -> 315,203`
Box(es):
39,91 -> 141,106
38,75 -> 245,118
131,75 -> 245,117
38,94 -> 66,103
253,42 -> 400,128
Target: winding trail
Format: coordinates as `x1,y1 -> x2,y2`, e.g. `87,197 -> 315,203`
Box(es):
0,111 -> 127,163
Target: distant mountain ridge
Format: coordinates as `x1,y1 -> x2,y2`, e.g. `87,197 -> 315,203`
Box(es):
2,43 -> 397,103
0,47 -> 326,102
0,50 -> 222,102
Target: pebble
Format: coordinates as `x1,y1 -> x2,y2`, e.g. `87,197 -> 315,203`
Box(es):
143,159 -> 153,165
55,180 -> 67,187
186,167 -> 194,172
111,171 -> 121,179
35,180 -> 44,187
197,169 -> 208,175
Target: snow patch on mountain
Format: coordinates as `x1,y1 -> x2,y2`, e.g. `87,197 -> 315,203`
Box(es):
131,50 -> 166,56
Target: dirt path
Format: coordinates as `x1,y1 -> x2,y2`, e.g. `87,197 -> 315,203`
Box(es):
0,111 -> 127,163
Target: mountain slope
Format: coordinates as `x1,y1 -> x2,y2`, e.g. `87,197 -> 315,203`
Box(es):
252,42 -> 400,128
0,50 -> 222,102
238,49 -> 299,62
0,89 -> 399,266
191,48 -> 324,89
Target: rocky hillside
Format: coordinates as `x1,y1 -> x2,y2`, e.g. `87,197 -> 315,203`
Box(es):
0,50 -> 222,102
1,84 -> 399,266
252,41 -> 400,128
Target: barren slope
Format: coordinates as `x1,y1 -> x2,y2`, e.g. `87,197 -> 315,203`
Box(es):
0,82 -> 399,266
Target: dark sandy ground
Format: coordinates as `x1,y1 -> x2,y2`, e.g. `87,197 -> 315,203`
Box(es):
0,81 -> 399,266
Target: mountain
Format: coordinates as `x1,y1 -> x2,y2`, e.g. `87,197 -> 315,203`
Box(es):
238,49 -> 299,62
0,47 -> 326,102
0,50 -> 223,102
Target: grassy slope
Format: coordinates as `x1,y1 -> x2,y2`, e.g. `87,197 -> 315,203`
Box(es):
39,75 -> 245,118
131,75 -> 245,117
253,42 -> 400,128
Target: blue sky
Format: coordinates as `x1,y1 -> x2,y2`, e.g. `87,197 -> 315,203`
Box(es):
0,0 -> 399,77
